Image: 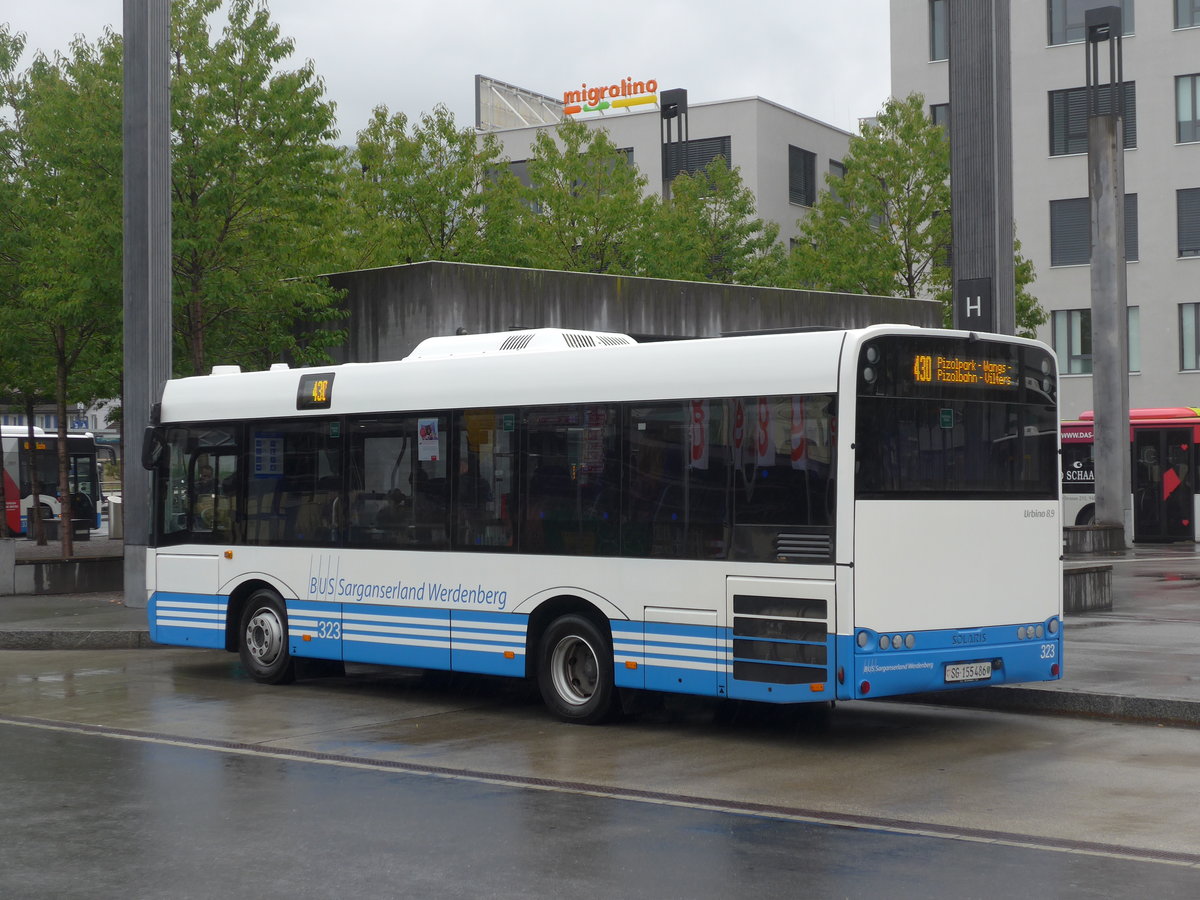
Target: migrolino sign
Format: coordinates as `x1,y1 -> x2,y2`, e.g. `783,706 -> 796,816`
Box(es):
563,77 -> 658,115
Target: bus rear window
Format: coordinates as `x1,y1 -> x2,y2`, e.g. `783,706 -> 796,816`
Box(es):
855,396 -> 1058,498
855,335 -> 1058,499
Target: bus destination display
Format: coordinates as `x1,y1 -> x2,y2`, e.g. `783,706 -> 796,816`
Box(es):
296,372 -> 335,410
912,353 -> 1016,389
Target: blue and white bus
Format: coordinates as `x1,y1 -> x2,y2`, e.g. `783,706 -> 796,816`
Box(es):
143,325 -> 1063,723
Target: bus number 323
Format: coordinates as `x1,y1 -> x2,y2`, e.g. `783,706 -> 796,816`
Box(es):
316,620 -> 341,640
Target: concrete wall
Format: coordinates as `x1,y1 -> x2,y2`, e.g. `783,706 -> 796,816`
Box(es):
321,261 -> 943,364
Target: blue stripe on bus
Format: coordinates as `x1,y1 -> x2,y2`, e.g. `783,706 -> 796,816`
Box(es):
615,621 -> 724,697
450,609 -> 529,677
341,604 -> 451,669
148,591 -> 227,649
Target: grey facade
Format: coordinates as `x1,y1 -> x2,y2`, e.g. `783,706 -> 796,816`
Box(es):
321,261 -> 941,363
892,0 -> 1200,418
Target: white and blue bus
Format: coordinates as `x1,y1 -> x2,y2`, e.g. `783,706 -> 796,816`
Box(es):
143,325 -> 1063,723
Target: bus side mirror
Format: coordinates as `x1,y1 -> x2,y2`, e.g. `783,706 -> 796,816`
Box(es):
141,426 -> 166,470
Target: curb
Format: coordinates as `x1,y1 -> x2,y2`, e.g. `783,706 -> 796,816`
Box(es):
901,686 -> 1200,728
0,630 -> 159,651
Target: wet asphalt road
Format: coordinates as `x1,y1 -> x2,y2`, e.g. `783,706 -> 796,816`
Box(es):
5,722 -> 1199,900
2,648 -> 1200,898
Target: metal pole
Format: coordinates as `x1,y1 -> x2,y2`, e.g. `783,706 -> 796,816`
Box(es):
123,0 -> 173,607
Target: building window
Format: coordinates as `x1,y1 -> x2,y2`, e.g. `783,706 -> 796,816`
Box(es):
1048,0 -> 1134,46
1182,303 -> 1200,370
1180,188 -> 1200,257
1050,194 -> 1138,266
1178,0 -> 1200,29
827,160 -> 846,204
789,146 -> 817,207
1128,306 -> 1141,373
930,103 -> 950,131
930,0 -> 948,61
1053,309 -> 1092,374
1053,307 -> 1139,375
1179,75 -> 1200,143
1048,83 -> 1136,155
663,136 -> 731,182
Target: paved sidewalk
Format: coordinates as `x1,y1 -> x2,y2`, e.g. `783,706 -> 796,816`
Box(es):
3,539 -> 1199,726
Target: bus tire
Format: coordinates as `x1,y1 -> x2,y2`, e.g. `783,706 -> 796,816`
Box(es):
238,589 -> 296,685
537,614 -> 617,725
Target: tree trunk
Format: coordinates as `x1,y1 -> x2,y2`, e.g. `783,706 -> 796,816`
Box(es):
24,400 -> 46,546
55,375 -> 74,559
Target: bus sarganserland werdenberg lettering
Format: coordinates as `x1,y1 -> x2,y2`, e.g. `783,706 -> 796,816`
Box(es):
143,325 -> 1063,724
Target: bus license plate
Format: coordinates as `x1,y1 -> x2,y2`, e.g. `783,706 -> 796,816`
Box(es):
945,661 -> 992,683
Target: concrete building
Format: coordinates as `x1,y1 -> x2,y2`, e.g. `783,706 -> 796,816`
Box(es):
480,82 -> 854,250
891,0 -> 1200,418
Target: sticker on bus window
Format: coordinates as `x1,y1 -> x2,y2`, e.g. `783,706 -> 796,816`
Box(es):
418,418 -> 440,461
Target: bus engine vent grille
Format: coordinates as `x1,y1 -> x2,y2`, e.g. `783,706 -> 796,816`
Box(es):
499,333 -> 535,351
596,334 -> 632,346
562,332 -> 597,348
775,532 -> 832,561
731,594 -> 828,684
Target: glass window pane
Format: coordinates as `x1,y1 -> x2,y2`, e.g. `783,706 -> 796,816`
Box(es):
453,409 -> 516,550
243,420 -> 343,547
623,401 -> 731,559
930,0 -> 948,61
345,415 -> 449,549
1180,75 -> 1199,144
1183,304 -> 1199,370
1127,306 -> 1140,374
733,396 -> 835,528
523,405 -> 620,557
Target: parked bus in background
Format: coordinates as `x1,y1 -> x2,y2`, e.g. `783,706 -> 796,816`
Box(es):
143,325 -> 1062,723
1,426 -> 107,536
1062,407 -> 1200,543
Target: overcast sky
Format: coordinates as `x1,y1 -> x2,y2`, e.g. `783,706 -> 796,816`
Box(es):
7,1 -> 892,140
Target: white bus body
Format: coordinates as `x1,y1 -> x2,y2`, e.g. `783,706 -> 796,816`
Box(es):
144,326 -> 1063,721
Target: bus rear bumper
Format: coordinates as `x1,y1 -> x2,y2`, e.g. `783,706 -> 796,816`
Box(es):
839,625 -> 1063,700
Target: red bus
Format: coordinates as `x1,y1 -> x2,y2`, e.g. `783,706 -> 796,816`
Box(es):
1062,408 -> 1200,542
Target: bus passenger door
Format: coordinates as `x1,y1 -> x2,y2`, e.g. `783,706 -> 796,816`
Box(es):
1133,429 -> 1195,543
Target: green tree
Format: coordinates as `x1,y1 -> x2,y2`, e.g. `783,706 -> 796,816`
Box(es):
171,0 -> 345,375
0,27 -> 124,554
792,92 -> 1045,334
791,93 -> 951,300
343,104 -> 522,269
641,156 -> 786,285
521,119 -> 650,274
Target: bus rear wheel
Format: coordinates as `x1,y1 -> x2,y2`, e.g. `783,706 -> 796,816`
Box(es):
239,589 -> 296,685
537,614 -> 617,725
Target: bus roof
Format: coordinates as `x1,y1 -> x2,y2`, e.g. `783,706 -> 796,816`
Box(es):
157,325 -> 1044,425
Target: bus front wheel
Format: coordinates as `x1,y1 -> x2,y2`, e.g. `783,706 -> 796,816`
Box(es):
537,614 -> 617,725
239,589 -> 296,685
